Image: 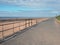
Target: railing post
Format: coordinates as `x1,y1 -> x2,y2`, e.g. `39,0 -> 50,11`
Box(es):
24,19 -> 25,28
19,21 -> 20,31
31,19 -> 32,26
13,22 -> 14,34
2,24 -> 4,40
27,19 -> 28,27
25,19 -> 27,28
28,19 -> 29,27
30,19 -> 31,26
36,19 -> 37,24
26,19 -> 28,27
29,19 -> 30,27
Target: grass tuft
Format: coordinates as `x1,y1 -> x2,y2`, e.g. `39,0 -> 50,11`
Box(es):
56,15 -> 60,20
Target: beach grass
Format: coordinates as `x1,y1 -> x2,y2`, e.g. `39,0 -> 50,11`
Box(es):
56,15 -> 60,20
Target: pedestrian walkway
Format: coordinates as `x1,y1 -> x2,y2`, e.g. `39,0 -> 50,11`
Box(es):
0,18 -> 60,45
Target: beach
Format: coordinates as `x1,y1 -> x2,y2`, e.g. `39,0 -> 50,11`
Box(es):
0,18 -> 48,40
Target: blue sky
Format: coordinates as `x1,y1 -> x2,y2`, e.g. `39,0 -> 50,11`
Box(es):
0,0 -> 60,17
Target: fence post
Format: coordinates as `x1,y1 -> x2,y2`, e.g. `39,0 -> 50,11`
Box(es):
26,19 -> 28,27
29,19 -> 30,27
2,24 -> 4,41
26,19 -> 27,28
19,21 -> 20,31
31,19 -> 32,26
29,20 -> 31,25
28,19 -> 30,27
25,19 -> 27,28
36,19 -> 37,24
30,19 -> 31,26
27,19 -> 28,27
13,22 -> 14,34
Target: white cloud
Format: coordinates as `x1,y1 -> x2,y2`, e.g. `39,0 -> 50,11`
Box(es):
0,0 -> 60,9
0,0 -> 49,7
0,0 -> 60,17
1,0 -> 60,11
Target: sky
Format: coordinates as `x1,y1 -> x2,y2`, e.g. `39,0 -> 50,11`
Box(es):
0,0 -> 60,17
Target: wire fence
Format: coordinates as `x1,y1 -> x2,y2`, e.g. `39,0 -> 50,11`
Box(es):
0,18 -> 38,43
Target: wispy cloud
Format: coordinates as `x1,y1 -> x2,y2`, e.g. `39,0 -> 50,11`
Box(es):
0,0 -> 58,7
0,0 -> 60,17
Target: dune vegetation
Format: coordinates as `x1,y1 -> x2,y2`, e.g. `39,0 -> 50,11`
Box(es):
56,15 -> 60,20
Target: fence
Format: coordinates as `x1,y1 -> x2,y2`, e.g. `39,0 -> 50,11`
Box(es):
0,18 -> 38,43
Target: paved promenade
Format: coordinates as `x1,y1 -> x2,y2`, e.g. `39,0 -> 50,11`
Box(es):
0,18 -> 60,45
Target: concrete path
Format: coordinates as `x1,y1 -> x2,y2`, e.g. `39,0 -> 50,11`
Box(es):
0,18 -> 60,45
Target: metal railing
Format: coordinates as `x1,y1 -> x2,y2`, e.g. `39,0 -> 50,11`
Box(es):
0,18 -> 37,43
